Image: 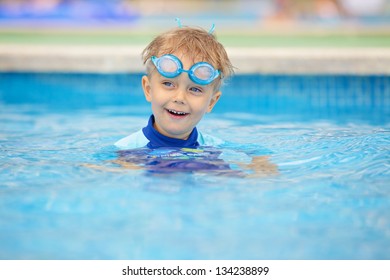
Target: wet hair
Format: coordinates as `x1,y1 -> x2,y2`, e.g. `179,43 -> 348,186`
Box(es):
142,26 -> 234,90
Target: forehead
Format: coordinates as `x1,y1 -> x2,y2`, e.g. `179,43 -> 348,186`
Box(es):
172,52 -> 197,66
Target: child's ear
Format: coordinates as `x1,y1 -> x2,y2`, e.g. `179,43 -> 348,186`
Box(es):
142,75 -> 152,102
207,91 -> 222,113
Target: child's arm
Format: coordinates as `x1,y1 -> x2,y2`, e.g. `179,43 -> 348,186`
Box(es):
111,159 -> 143,170
81,159 -> 143,172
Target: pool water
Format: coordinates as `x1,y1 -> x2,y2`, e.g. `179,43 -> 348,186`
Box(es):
0,73 -> 389,259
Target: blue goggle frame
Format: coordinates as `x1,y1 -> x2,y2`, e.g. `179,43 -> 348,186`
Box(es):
151,54 -> 220,86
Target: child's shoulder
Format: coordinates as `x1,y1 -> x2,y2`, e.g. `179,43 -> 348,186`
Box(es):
197,131 -> 225,146
114,129 -> 148,149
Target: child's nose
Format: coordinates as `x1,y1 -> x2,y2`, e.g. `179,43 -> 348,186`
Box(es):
173,87 -> 186,104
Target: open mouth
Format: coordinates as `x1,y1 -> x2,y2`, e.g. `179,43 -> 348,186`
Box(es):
166,109 -> 189,117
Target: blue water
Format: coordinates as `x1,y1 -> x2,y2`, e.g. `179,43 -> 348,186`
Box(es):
0,73 -> 389,259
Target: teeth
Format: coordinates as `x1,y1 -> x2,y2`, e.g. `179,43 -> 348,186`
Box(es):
168,109 -> 187,115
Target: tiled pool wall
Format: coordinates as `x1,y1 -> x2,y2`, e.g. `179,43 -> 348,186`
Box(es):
1,72 -> 389,124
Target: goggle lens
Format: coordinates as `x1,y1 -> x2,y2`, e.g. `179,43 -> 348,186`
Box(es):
151,54 -> 220,85
159,56 -> 179,74
193,65 -> 214,81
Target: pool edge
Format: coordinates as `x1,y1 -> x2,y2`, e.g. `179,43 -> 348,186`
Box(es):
1,44 -> 390,75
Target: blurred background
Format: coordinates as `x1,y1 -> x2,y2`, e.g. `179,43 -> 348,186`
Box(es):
0,1 -> 389,48
0,0 -> 389,25
0,0 -> 389,31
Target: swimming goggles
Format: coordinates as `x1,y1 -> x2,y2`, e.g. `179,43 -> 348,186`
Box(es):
151,54 -> 221,85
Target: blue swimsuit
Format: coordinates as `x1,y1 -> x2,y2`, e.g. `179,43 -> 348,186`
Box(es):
114,115 -> 225,149
114,115 -> 249,175
142,115 -> 200,149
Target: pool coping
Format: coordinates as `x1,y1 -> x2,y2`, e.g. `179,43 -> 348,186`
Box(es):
1,44 -> 390,75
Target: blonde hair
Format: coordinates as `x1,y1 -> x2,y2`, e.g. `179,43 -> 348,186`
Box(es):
141,26 -> 234,90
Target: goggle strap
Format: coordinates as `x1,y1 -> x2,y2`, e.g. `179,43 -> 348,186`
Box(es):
175,18 -> 215,35
208,23 -> 215,34
175,18 -> 183,28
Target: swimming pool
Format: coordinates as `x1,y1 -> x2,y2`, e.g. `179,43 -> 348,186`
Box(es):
0,73 -> 389,259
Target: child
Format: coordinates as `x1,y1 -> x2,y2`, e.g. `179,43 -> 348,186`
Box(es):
113,23 -> 277,177
115,24 -> 233,150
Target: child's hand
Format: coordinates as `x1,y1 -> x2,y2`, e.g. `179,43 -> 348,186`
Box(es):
240,156 -> 279,178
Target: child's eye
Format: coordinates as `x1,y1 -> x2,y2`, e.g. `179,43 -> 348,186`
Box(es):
190,87 -> 203,95
162,81 -> 174,88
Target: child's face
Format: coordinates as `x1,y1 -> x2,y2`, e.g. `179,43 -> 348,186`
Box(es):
142,52 -> 221,140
